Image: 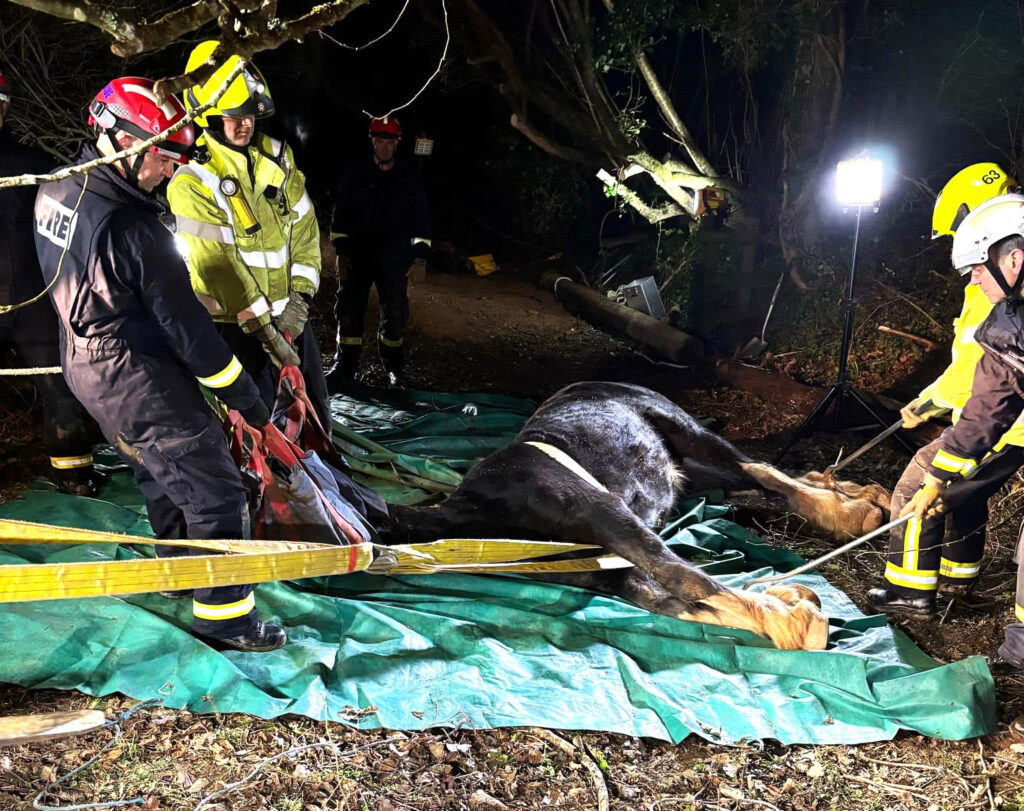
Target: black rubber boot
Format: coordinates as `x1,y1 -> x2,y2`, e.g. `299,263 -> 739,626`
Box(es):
867,587 -> 936,618
200,621 -> 287,653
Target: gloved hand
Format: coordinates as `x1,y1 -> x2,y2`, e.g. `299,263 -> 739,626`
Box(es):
253,323 -> 301,369
900,398 -> 931,429
238,395 -> 270,428
899,472 -> 946,520
274,291 -> 310,341
407,258 -> 427,285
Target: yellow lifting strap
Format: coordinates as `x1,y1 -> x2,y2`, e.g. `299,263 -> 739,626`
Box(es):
0,519 -> 633,602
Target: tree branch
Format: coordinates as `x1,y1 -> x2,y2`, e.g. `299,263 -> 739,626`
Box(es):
596,168 -> 684,223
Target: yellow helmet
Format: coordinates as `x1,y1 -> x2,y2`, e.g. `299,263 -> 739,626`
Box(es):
932,162 -> 1019,239
182,40 -> 274,128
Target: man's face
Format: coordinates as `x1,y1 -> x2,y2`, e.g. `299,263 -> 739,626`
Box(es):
371,134 -> 397,164
222,115 -> 255,147
135,150 -> 178,193
970,247 -> 1024,303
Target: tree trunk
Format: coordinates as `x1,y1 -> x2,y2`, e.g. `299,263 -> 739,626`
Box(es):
777,1 -> 846,288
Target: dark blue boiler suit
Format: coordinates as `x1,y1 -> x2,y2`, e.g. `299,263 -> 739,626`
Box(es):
33,146 -> 266,639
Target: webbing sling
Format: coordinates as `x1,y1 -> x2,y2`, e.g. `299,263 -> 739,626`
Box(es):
0,518 -> 631,601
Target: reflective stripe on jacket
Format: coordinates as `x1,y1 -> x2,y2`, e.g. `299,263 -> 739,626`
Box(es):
167,132 -> 320,328
918,283 -> 1024,450
926,300 -> 1024,482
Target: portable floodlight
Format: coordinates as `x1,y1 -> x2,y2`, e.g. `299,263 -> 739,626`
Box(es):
776,153 -> 912,462
835,157 -> 883,208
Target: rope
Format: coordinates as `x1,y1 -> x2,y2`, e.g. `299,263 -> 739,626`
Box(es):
0,366 -> 62,375
33,699 -> 163,811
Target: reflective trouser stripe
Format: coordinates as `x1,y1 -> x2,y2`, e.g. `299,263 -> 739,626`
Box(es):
378,334 -> 403,348
49,455 -> 93,470
411,237 -> 432,247
329,231 -> 348,240
901,516 -> 922,572
197,356 -> 243,389
1017,603 -> 1024,623
192,592 -> 255,620
885,561 -> 938,590
939,558 -> 982,579
338,337 -> 362,345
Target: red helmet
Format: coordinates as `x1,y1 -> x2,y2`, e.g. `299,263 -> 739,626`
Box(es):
369,116 -> 401,138
0,72 -> 9,104
88,77 -> 194,164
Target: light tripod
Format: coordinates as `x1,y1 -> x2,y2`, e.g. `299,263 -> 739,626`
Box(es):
775,158 -> 915,464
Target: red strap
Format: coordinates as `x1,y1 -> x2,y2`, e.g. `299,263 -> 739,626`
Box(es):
262,423 -> 365,552
277,364 -> 338,459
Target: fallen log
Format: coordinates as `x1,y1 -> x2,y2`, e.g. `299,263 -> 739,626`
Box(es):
540,273 -> 704,365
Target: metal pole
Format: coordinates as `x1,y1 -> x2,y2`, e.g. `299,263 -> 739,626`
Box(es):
742,513 -> 912,590
836,205 -> 862,385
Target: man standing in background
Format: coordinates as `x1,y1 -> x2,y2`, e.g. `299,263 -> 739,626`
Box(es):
330,115 -> 431,387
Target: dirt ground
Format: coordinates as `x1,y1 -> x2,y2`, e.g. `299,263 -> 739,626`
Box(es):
2,265 -> 1024,810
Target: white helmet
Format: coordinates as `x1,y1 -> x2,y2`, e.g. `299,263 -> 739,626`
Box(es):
951,193 -> 1024,276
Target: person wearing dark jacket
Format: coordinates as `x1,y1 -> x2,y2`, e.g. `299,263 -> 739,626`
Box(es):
329,115 -> 431,386
34,77 -> 285,653
892,194 -> 1024,693
0,70 -> 101,496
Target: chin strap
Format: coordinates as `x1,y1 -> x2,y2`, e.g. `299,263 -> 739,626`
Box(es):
985,255 -> 1024,301
100,126 -> 146,188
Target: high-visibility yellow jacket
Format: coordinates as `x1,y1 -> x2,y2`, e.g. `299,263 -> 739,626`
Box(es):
917,282 -> 1024,450
167,132 -> 320,330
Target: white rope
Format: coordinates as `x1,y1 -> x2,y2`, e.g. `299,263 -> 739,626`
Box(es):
0,366 -> 62,375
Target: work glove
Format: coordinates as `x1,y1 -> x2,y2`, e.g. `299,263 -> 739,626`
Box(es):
274,291 -> 311,341
407,258 -> 427,285
253,323 -> 301,369
238,395 -> 270,429
899,473 -> 946,521
900,398 -> 932,429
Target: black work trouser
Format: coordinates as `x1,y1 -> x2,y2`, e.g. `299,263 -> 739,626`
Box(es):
216,322 -> 331,432
884,436 -> 1024,596
0,298 -> 97,471
127,421 -> 257,638
64,339 -> 259,641
334,251 -> 410,376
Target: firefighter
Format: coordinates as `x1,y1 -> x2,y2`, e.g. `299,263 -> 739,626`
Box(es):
0,70 -> 101,496
893,195 -> 1024,676
329,115 -> 431,386
34,76 -> 285,652
869,164 -> 1024,616
167,41 -> 329,429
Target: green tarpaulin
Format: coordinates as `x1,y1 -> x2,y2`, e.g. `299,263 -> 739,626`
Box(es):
0,389 -> 996,745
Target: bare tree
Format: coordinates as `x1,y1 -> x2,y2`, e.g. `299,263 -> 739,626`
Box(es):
4,0 -> 376,98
